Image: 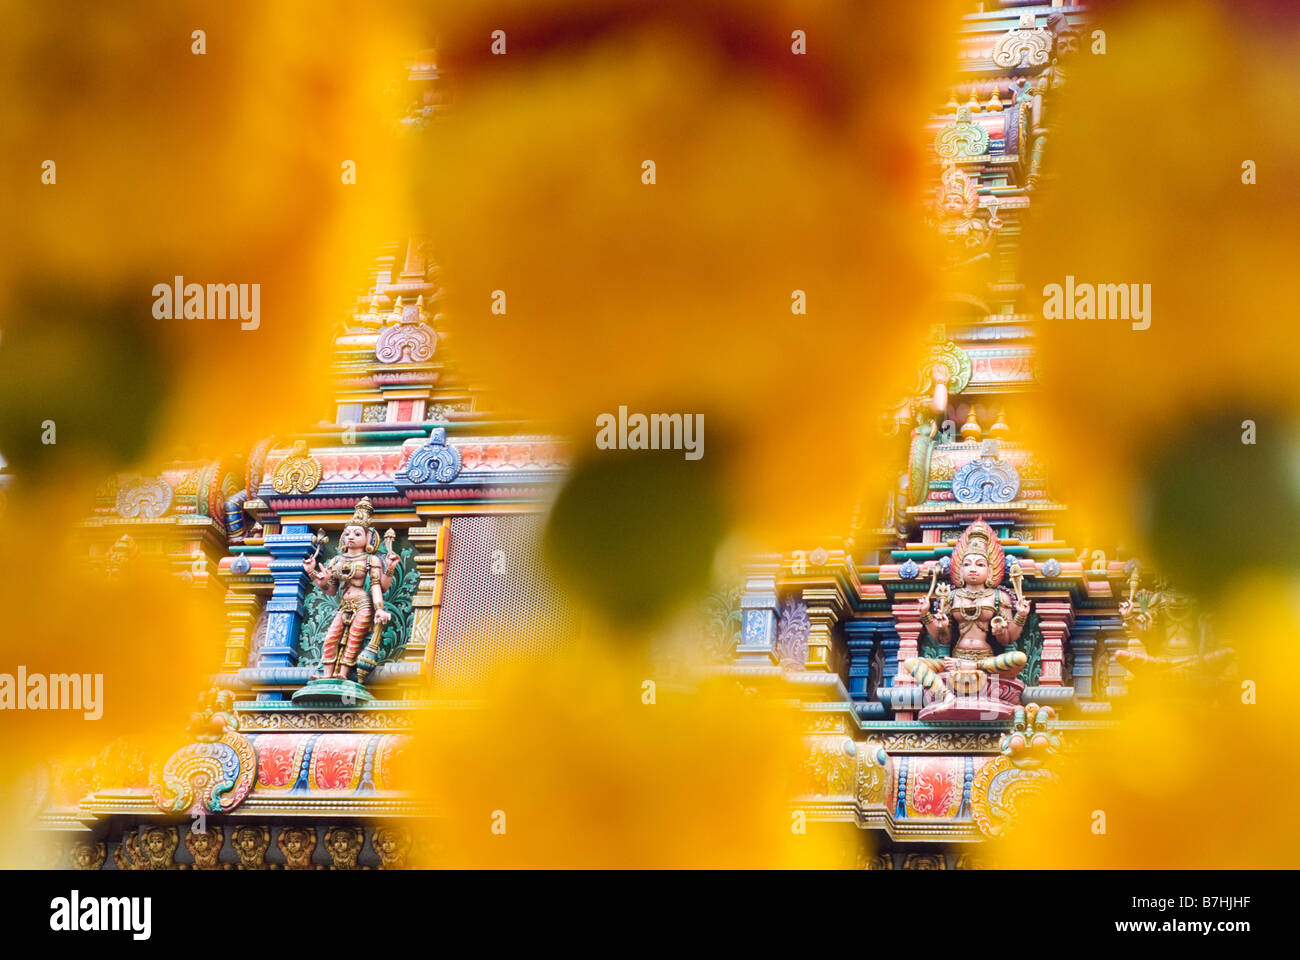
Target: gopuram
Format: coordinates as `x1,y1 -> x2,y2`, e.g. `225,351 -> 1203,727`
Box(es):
39,222 -> 577,867
720,1 -> 1233,869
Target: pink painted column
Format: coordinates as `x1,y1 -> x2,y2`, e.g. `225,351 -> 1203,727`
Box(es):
892,600 -> 923,720
1033,600 -> 1074,686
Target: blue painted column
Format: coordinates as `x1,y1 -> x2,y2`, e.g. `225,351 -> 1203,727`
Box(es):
1100,616 -> 1127,698
258,525 -> 315,672
1069,619 -> 1102,700
843,621 -> 878,701
736,562 -> 780,664
880,630 -> 901,690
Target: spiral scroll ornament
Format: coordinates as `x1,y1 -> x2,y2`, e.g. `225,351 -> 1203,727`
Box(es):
151,728 -> 257,815
116,477 -> 173,519
404,427 -> 462,483
991,14 -> 1053,69
934,106 -> 989,160
376,322 -> 436,364
970,755 -> 1055,838
376,298 -> 437,364
271,440 -> 323,494
952,453 -> 1021,504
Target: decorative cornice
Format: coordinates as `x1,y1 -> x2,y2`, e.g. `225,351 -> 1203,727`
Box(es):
236,709 -> 417,732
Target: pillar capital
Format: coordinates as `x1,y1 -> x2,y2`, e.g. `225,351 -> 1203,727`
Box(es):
800,586 -> 846,672
737,571 -> 781,663
1033,599 -> 1075,686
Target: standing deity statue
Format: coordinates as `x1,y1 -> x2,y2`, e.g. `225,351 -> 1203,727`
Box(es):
1116,567 -> 1234,681
905,519 -> 1030,714
300,497 -> 400,687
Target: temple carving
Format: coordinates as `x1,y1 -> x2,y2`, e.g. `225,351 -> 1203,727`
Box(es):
720,1 -> 1234,869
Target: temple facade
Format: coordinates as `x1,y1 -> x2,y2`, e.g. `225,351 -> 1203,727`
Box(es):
40,209 -> 576,867
722,1 -> 1230,868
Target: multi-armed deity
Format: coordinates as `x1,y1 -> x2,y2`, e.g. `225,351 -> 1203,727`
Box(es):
1115,563 -> 1234,684
904,518 -> 1030,720
296,497 -> 401,702
931,163 -> 1003,271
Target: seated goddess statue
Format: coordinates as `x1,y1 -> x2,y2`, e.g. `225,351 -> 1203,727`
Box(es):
904,519 -> 1030,720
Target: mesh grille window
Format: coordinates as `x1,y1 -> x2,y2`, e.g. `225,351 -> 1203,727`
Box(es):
433,514 -> 576,691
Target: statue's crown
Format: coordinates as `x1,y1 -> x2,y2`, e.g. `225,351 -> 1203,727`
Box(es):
349,497 -> 375,529
941,164 -> 970,197
950,518 -> 1005,586
965,525 -> 993,552
937,164 -> 982,220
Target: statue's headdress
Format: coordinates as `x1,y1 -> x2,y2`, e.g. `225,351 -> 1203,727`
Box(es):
938,163 -> 979,215
949,517 -> 1004,587
339,496 -> 380,553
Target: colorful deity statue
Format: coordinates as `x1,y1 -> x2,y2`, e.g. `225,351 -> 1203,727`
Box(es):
1116,567 -> 1234,682
931,164 -> 1003,270
904,518 -> 1030,719
300,497 -> 400,689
